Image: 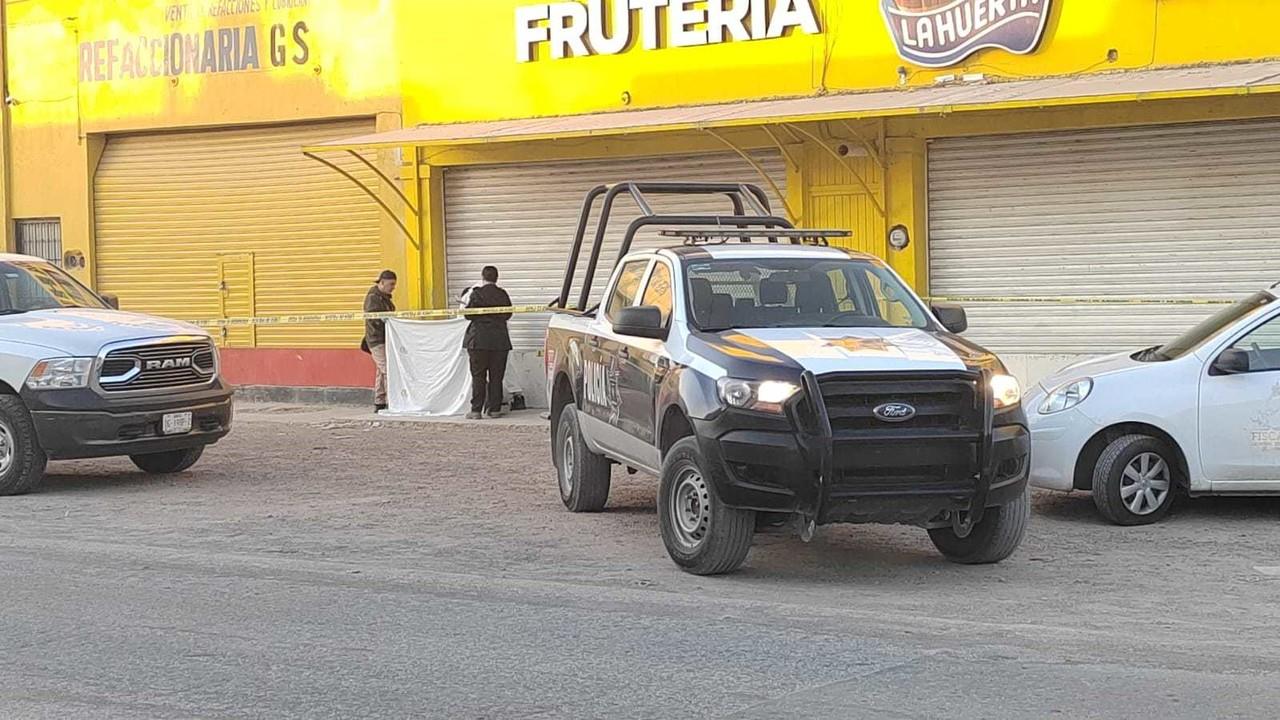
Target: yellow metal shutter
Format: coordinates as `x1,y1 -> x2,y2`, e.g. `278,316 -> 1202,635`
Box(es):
93,119 -> 382,348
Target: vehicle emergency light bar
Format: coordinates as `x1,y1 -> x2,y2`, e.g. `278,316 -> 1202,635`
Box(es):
557,181 -> 789,311
658,228 -> 851,247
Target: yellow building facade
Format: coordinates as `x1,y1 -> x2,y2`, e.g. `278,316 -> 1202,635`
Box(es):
4,0 -> 1280,389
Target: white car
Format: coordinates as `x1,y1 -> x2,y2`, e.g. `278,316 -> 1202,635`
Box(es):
1028,283 -> 1280,525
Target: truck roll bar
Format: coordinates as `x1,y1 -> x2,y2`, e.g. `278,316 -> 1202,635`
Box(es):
556,182 -> 782,312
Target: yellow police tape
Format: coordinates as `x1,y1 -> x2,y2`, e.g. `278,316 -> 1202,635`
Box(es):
190,295 -> 1238,328
190,304 -> 557,329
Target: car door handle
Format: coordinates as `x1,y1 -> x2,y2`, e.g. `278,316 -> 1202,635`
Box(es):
586,336 -> 599,348
656,357 -> 670,371
618,346 -> 630,360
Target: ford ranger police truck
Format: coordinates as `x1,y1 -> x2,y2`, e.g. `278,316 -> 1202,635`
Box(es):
544,183 -> 1030,575
0,254 -> 233,495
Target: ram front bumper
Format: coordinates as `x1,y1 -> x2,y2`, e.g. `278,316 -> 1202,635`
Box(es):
22,382 -> 234,460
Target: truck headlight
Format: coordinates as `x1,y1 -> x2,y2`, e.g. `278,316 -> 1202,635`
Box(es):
717,378 -> 800,414
26,358 -> 94,390
1039,378 -> 1093,415
990,374 -> 1022,410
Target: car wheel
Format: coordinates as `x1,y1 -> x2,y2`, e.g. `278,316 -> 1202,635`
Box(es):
130,446 -> 205,474
554,403 -> 611,512
928,487 -> 1030,564
1091,434 -> 1176,526
658,437 -> 755,576
0,396 -> 48,496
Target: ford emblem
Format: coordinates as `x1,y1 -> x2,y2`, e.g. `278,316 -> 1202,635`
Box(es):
873,402 -> 917,423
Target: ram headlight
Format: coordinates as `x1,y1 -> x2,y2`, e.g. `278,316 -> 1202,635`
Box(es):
717,378 -> 800,414
1039,378 -> 1093,415
26,357 -> 94,390
990,374 -> 1022,410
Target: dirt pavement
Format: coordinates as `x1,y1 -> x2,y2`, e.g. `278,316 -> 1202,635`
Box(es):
0,403 -> 1276,718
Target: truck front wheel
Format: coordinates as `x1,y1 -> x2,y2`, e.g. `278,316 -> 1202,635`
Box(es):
0,396 -> 48,496
555,403 -> 611,512
130,447 -> 204,474
658,437 -> 755,576
928,487 -> 1030,565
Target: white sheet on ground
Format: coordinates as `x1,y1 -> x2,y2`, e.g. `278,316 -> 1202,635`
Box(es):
385,318 -> 524,417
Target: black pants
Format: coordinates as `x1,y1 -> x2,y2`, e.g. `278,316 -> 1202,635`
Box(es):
468,350 -> 508,413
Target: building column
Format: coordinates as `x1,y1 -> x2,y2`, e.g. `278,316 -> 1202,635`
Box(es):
885,136 -> 929,293
406,154 -> 447,310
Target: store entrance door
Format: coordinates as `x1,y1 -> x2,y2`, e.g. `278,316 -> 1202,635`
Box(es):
218,253 -> 256,348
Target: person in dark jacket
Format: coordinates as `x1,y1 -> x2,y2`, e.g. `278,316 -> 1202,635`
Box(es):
461,266 -> 512,419
364,270 -> 397,412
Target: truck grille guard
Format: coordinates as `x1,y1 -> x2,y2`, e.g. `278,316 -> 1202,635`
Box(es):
796,368 -> 996,530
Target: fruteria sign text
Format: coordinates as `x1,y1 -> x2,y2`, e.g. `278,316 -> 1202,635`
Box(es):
515,0 -> 822,62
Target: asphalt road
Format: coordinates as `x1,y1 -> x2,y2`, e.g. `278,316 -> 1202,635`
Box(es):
1,405 -> 1277,719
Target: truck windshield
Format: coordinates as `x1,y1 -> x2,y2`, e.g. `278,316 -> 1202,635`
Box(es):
1144,291 -> 1276,361
685,257 -> 931,331
0,261 -> 107,314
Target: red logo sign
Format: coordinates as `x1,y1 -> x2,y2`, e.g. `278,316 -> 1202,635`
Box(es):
881,0 -> 1053,68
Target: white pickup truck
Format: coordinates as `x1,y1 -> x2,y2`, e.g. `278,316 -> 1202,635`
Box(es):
543,183 -> 1030,575
0,254 -> 233,495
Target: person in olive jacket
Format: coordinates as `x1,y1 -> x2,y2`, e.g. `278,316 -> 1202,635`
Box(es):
363,270 -> 397,412
460,266 -> 513,419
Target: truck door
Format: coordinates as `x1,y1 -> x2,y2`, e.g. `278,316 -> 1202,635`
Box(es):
580,260 -> 650,454
615,259 -> 675,450
1200,311 -> 1280,491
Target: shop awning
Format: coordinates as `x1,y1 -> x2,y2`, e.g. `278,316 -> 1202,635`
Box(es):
305,60 -> 1280,151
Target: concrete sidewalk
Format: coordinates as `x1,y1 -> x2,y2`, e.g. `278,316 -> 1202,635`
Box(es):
235,401 -> 549,429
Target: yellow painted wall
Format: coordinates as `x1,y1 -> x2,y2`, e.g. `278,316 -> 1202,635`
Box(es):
391,1 -> 1280,301
398,0 -> 1280,127
4,0 -> 402,307
6,0 -> 1280,337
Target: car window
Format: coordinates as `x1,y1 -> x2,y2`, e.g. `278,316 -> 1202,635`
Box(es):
640,262 -> 674,327
0,261 -> 106,313
1155,292 -> 1275,360
685,257 -> 929,331
863,269 -> 915,327
605,260 -> 648,321
1232,315 -> 1280,373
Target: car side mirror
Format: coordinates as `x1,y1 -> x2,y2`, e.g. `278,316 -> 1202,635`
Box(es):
1211,347 -> 1251,375
613,305 -> 667,340
100,293 -> 120,310
931,303 -> 968,334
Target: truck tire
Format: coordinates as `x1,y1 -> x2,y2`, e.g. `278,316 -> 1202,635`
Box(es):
658,437 -> 755,576
1091,434 -> 1176,526
928,487 -> 1030,565
0,395 -> 48,496
130,447 -> 204,474
555,403 -> 611,512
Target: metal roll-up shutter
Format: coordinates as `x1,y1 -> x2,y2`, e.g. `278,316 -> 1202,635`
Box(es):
443,151 -> 788,350
928,119 -> 1280,359
94,119 -> 382,348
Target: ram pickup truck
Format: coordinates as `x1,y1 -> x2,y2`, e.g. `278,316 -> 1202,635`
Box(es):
544,183 -> 1030,575
0,254 -> 233,495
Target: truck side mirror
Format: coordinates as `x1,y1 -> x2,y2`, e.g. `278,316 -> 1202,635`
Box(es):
100,293 -> 120,310
1211,347 -> 1251,375
931,303 -> 968,334
613,305 -> 667,340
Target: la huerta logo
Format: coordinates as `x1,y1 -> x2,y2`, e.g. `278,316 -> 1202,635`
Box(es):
880,0 -> 1053,68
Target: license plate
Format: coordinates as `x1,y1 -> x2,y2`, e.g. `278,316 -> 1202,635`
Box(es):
161,412 -> 193,436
